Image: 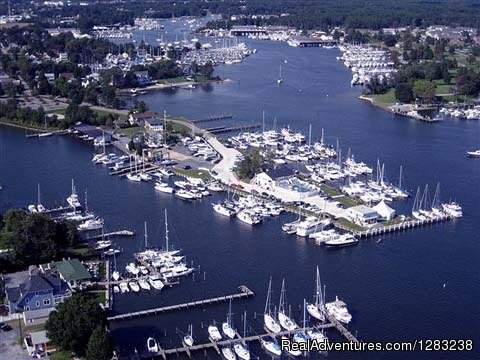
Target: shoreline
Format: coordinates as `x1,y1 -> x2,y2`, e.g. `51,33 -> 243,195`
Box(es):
357,95 -> 392,113
0,120 -> 54,133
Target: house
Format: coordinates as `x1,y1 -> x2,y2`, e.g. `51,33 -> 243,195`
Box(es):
39,258 -> 92,290
134,70 -> 152,86
5,268 -> 71,315
373,200 -> 396,221
345,205 -> 379,226
129,111 -> 156,126
145,118 -> 164,133
250,165 -> 293,190
24,330 -> 51,355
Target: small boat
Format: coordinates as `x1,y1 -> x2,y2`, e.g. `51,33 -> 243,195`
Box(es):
104,248 -> 121,256
111,271 -> 121,281
281,336 -> 302,356
155,182 -> 174,193
213,202 -> 237,217
67,179 -> 82,208
233,343 -> 250,360
113,285 -> 120,293
325,296 -> 352,324
125,263 -> 140,276
139,173 -> 152,181
119,282 -> 129,293
129,281 -> 140,292
148,275 -> 164,290
175,189 -> 195,200
222,299 -> 236,339
324,234 -> 358,247
466,149 -> 480,158
221,346 -> 236,360
147,337 -> 159,353
260,337 -> 281,356
77,218 -> 104,231
126,173 -> 142,182
208,324 -> 222,341
138,278 -> 151,290
183,325 -> 194,347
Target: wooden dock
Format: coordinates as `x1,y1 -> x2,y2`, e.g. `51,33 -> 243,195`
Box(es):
107,286 -> 254,321
191,114 -> 233,124
336,214 -> 452,238
88,230 -> 135,240
207,124 -> 261,134
143,322 -> 350,359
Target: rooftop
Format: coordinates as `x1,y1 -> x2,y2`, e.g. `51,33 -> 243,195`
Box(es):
40,258 -> 91,282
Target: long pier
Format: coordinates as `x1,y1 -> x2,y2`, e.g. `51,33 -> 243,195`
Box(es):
336,214 -> 452,238
191,114 -> 233,124
87,229 -> 135,240
107,286 -> 254,321
207,124 -> 261,134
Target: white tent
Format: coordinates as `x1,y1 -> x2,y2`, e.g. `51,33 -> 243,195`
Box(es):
373,200 -> 396,221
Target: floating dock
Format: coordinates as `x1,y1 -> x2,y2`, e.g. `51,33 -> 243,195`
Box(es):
87,229 -> 135,240
191,114 -> 233,124
107,286 -> 254,321
207,124 -> 261,134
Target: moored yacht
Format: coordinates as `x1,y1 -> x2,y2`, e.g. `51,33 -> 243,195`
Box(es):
236,210 -> 261,225
277,279 -> 298,331
221,346 -> 236,360
208,324 -> 222,341
213,202 -> 237,217
260,337 -> 281,356
147,337 -> 159,353
325,296 -> 352,324
155,182 -> 174,193
264,278 -> 282,334
307,266 -> 326,321
77,218 -> 104,231
324,234 -> 358,247
67,179 -> 82,208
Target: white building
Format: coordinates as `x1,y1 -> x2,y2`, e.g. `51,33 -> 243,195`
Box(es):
344,205 -> 379,226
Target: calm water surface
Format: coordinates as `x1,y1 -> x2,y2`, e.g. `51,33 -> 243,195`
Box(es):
0,36 -> 479,360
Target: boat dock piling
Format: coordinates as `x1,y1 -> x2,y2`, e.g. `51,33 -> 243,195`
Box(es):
107,286 -> 254,321
191,114 -> 233,124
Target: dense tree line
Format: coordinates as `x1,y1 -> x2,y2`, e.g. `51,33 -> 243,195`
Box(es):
236,150 -> 266,180
0,210 -> 80,270
45,293 -> 114,359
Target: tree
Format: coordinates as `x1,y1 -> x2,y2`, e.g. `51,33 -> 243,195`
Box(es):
37,71 -> 51,95
236,150 -> 265,180
45,294 -> 105,356
412,79 -> 436,103
86,325 -> 114,360
395,83 -> 414,103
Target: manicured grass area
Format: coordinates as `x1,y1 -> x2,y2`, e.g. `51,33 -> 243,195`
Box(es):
157,76 -> 190,84
92,109 -> 128,121
114,126 -> 144,139
173,168 -> 212,180
335,195 -> 362,207
368,88 -> 396,105
50,350 -> 72,360
383,216 -> 406,226
167,121 -> 191,135
335,218 -> 366,232
435,83 -> 453,95
320,184 -> 341,197
66,246 -> 96,259
45,108 -> 66,115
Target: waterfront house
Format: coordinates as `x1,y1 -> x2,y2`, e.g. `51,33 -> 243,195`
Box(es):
344,205 -> 379,226
145,118 -> 164,133
5,268 -> 72,315
39,258 -> 92,290
250,165 -> 294,190
129,111 -> 156,126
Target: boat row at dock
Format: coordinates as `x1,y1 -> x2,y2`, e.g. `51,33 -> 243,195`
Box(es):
143,268 -> 354,359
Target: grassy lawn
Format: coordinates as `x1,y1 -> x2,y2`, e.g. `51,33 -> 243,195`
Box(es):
167,121 -> 191,135
66,246 -> 96,259
50,350 -> 73,360
173,168 -> 212,180
320,184 -> 342,197
334,218 -> 366,232
367,88 -> 396,106
382,217 -> 405,226
335,195 -> 362,207
45,108 -> 66,115
114,126 -> 144,138
93,109 -> 128,121
156,76 -> 190,84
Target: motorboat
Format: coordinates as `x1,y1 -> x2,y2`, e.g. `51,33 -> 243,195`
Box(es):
155,182 -> 174,193
208,325 -> 222,341
147,337 -> 159,353
175,189 -> 195,200
325,296 -> 352,324
126,173 -> 142,182
125,262 -> 140,276
111,271 -> 120,281
104,248 -> 121,256
119,282 -> 129,293
77,218 -> 104,231
442,202 -> 463,218
260,337 -> 281,356
221,346 -> 236,360
148,275 -> 164,290
113,285 -> 120,293
236,210 -> 261,225
94,240 -> 111,250
213,202 -> 237,217
324,234 -> 358,247
129,281 -> 140,292
138,278 -> 151,290
466,149 -> 480,158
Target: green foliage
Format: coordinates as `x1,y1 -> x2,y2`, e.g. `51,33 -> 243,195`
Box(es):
456,68 -> 480,96
86,325 -> 114,360
412,79 -> 436,103
395,83 -> 414,103
236,150 -> 265,180
1,209 -> 79,266
45,294 -> 106,356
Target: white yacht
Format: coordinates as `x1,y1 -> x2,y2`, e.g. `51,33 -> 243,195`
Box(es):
466,149 -> 480,158
139,172 -> 152,181
221,346 -> 236,360
111,271 -> 120,281
175,189 -> 195,200
233,343 -> 250,360
222,300 -> 236,339
236,210 -> 261,225
183,325 -> 194,347
138,278 -> 151,290
155,182 -> 174,193
77,218 -> 104,231
324,234 -> 358,247
213,202 -> 237,217
119,282 -> 129,293
129,281 -> 140,292
126,173 -> 142,182
306,328 -> 328,345
296,217 -> 331,237
125,262 -> 140,276
260,337 -> 282,356
442,202 -> 462,217
208,324 -> 222,341
147,337 -> 159,353
148,275 -> 164,290
325,296 -> 352,324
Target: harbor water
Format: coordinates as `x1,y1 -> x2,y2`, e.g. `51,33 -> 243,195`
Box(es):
1,37 -> 479,360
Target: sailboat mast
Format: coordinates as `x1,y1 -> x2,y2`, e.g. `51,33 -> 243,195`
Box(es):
265,277 -> 272,315
37,183 -> 41,205
164,209 -> 169,251
144,221 -> 148,248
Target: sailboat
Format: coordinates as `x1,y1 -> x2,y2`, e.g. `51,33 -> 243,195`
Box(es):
277,279 -> 298,331
277,65 -> 283,84
233,311 -> 250,360
411,187 -> 426,220
431,183 -> 444,216
222,299 -> 236,339
67,179 -> 82,208
292,299 -> 309,345
307,266 -> 326,321
264,278 -> 281,334
183,324 -> 194,347
126,155 -> 142,182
